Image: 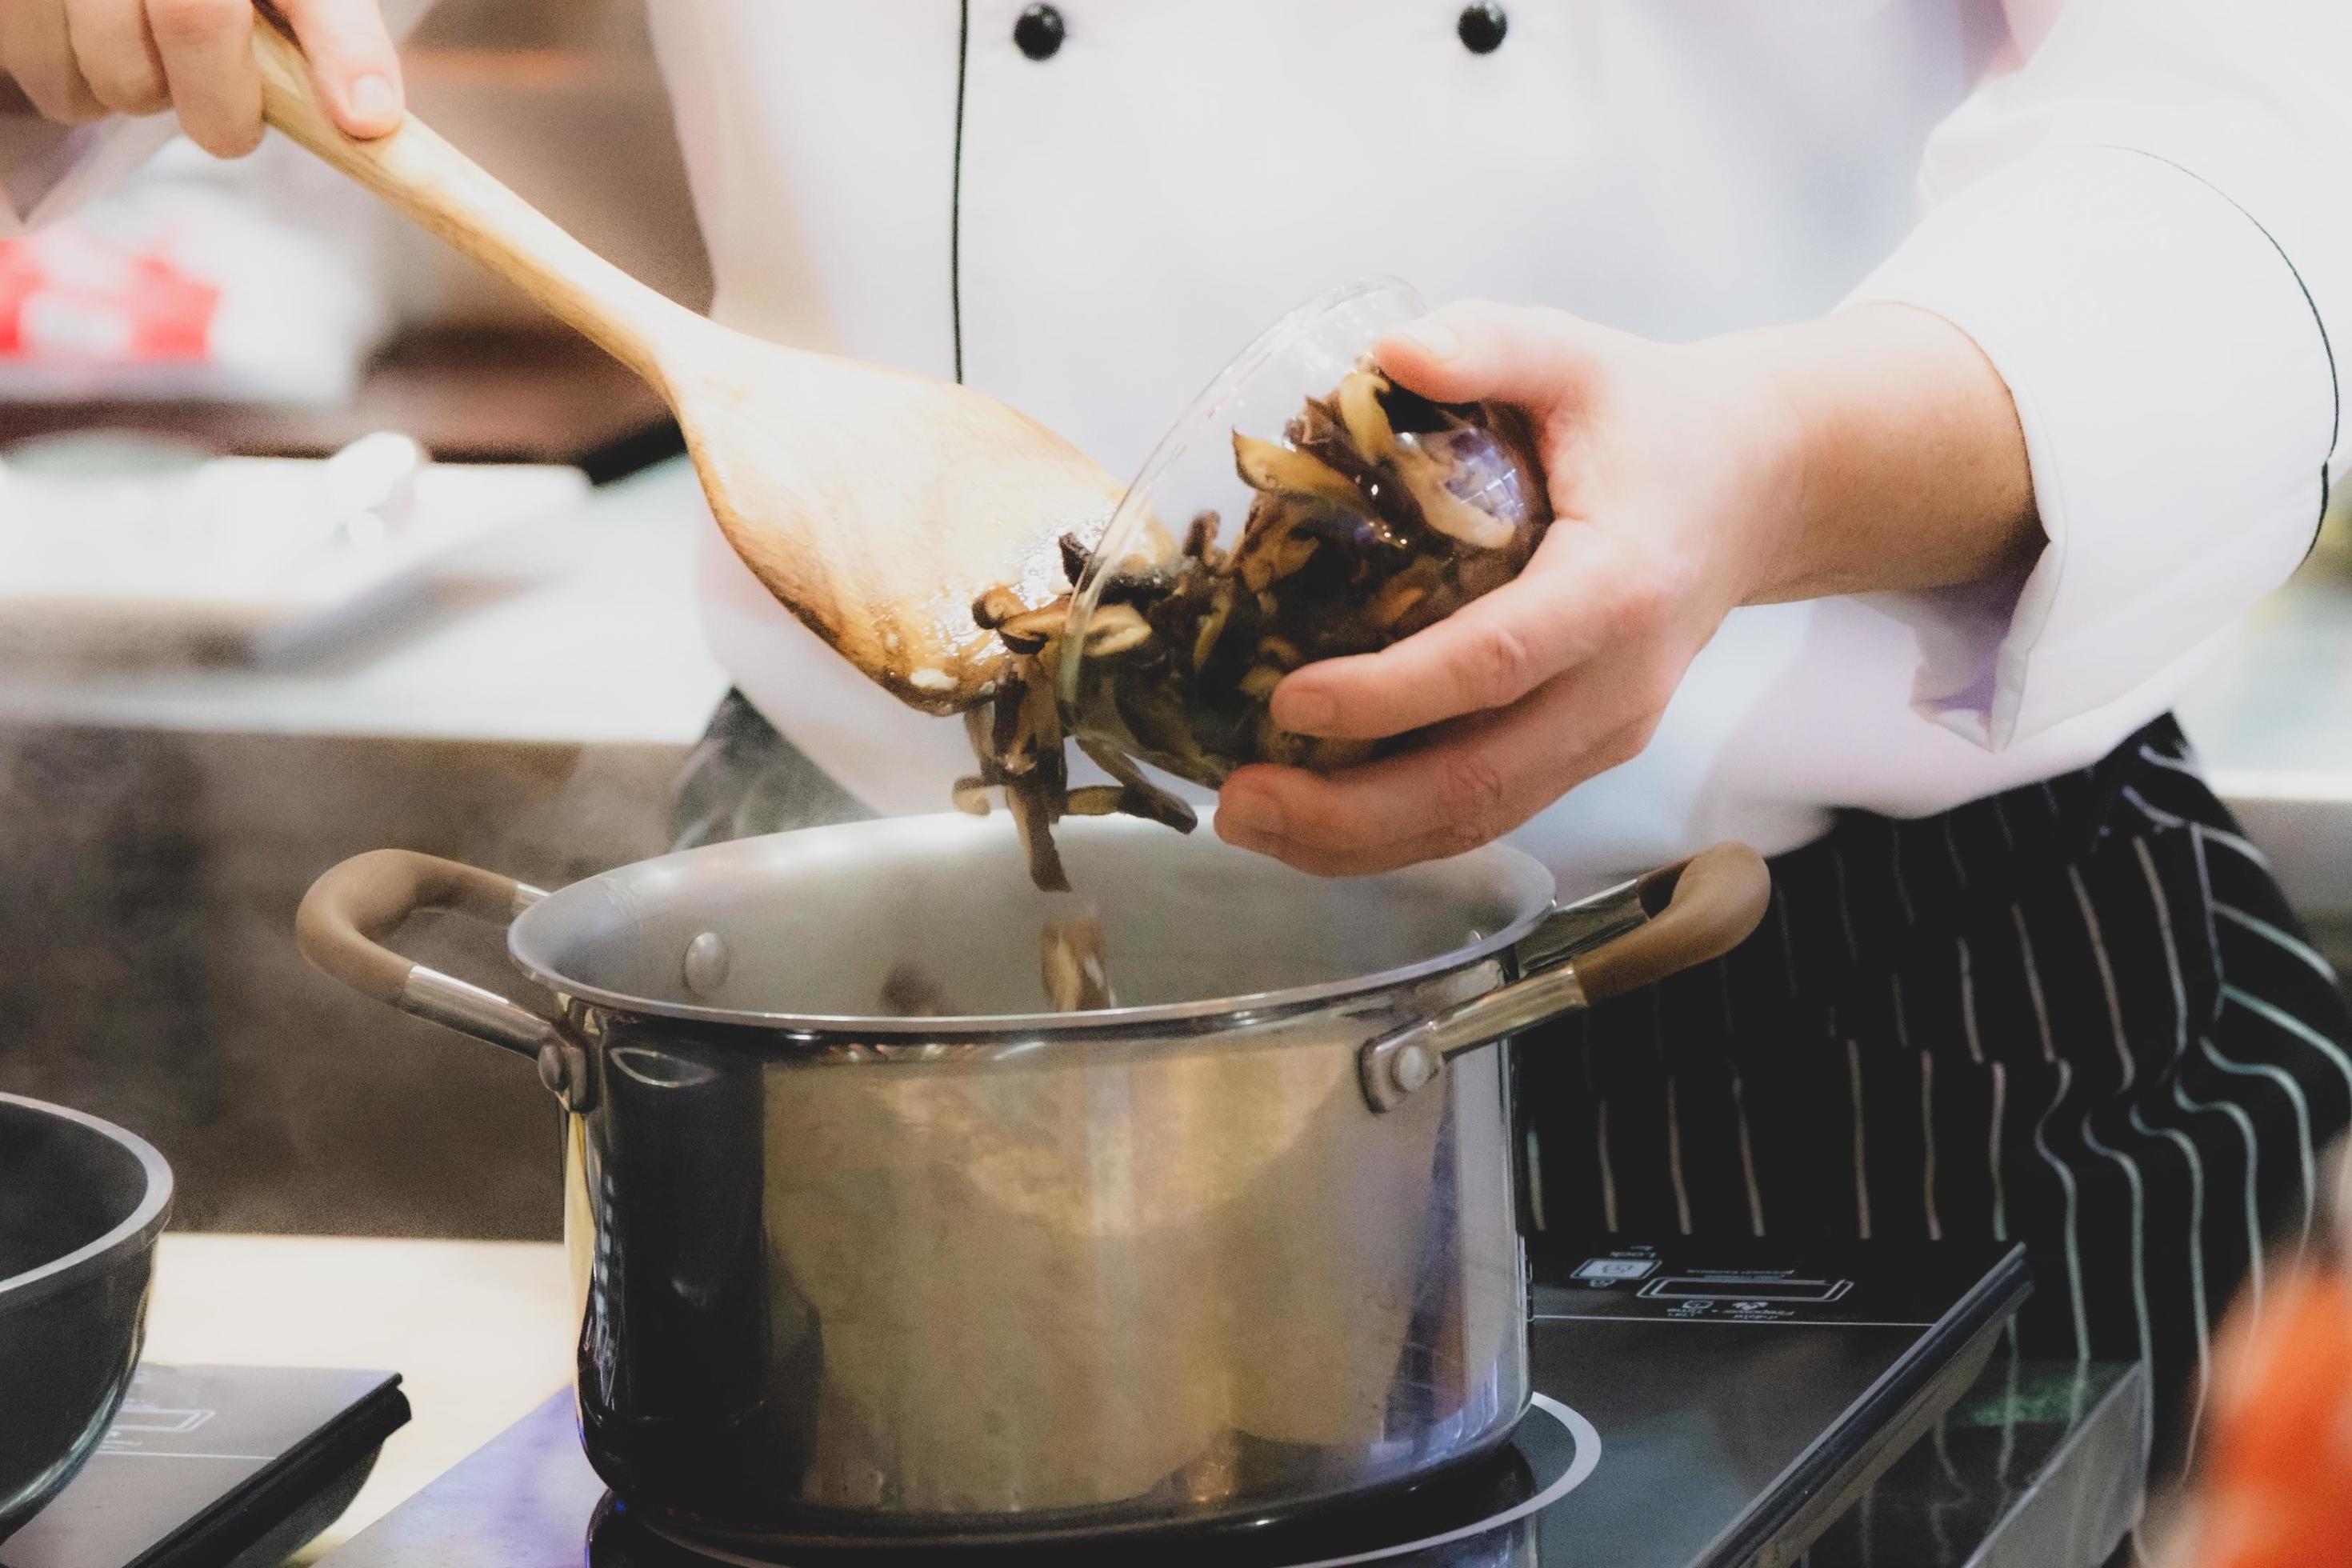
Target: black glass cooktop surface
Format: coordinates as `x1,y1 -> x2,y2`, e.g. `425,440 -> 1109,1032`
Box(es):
316,1237 -> 2149,1568
0,1363 -> 408,1568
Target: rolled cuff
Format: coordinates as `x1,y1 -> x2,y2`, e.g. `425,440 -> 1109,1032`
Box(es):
1847,144 -> 2336,750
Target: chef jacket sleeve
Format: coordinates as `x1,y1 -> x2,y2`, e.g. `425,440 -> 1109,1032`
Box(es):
1845,0 -> 2352,750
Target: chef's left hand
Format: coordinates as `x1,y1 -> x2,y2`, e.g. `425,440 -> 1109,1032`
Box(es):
1214,298 -> 2040,875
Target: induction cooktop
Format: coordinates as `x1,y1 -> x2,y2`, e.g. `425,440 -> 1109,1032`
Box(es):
308,1236 -> 2142,1568
0,1364 -> 408,1568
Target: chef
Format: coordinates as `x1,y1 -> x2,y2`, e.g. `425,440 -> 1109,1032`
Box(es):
13,0 -> 2352,1479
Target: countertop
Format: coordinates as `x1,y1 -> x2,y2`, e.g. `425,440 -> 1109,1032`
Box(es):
141,1233 -> 574,1562
0,458 -> 726,748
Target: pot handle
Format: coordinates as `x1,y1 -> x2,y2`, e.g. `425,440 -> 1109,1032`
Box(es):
297,850 -> 593,1110
1359,842 -> 1770,1112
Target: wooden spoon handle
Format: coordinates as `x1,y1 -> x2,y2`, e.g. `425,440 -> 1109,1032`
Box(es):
252,16 -> 693,387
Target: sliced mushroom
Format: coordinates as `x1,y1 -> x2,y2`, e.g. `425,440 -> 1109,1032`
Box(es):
1336,365 -> 1395,462
1010,782 -> 1070,892
1082,602 -> 1155,658
951,775 -> 995,815
1391,431 -> 1521,551
1183,511 -> 1222,565
1058,530 -> 1094,585
1062,785 -> 1127,816
1367,558 -> 1444,631
970,584 -> 1026,630
1190,581 -> 1234,671
1257,635 -> 1305,670
1075,737 -> 1199,834
1233,432 -> 1366,511
966,358 -> 1546,892
995,599 -> 1069,656
1041,916 -> 1113,1011
1237,528 -> 1319,593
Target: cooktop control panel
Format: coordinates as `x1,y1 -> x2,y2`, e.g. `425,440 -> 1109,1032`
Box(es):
1538,1240 -> 1970,1328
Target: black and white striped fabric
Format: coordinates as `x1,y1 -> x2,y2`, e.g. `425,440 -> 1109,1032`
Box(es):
1517,714 -> 2352,1478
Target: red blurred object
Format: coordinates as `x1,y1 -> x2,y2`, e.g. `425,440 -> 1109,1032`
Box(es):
2182,1267 -> 2352,1567
0,226 -> 218,364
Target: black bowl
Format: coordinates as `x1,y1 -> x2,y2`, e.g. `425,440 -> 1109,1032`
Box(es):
0,1093 -> 172,1545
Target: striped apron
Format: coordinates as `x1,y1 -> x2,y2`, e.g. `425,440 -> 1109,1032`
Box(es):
1518,714 -> 2352,1478
670,703 -> 2352,1479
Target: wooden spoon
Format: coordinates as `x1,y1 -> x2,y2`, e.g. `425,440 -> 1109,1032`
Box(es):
252,21 -> 1117,712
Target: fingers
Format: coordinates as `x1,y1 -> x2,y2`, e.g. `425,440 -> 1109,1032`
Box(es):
5,2 -> 108,122
1271,550 -> 1588,741
1374,299 -> 1615,410
10,0 -> 400,150
1272,518 -> 1684,741
148,0 -> 261,155
65,0 -> 168,115
278,0 -> 402,136
1217,666 -> 1664,876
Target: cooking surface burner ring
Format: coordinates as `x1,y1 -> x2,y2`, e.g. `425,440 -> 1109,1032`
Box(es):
599,1396 -> 1599,1568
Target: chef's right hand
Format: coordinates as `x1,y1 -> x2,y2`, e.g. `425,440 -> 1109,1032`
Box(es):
2,0 -> 401,157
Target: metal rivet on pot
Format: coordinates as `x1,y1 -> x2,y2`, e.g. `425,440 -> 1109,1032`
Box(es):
538,1041 -> 596,1114
1389,1042 -> 1439,1096
683,931 -> 731,996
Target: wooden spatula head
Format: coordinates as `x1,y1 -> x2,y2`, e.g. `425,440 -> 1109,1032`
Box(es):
673,334 -> 1121,710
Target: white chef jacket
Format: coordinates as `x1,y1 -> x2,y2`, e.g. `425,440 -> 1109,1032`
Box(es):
13,0 -> 2352,887
651,0 -> 2352,884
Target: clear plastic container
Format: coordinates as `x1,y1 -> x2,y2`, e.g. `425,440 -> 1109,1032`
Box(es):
1058,278 -> 1550,790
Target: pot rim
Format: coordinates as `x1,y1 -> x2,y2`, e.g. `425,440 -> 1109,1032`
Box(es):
505,814 -> 1562,1038
0,1092 -> 173,1311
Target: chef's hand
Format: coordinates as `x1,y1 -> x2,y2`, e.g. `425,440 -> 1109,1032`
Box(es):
1215,299 -> 2039,875
2,0 -> 401,157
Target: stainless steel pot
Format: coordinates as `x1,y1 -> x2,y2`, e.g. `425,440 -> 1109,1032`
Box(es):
297,815 -> 1766,1546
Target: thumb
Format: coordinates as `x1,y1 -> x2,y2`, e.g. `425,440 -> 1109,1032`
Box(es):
277,0 -> 405,138
1374,299 -> 1607,410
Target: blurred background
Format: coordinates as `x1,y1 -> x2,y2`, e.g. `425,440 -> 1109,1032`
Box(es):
0,0 -> 721,1242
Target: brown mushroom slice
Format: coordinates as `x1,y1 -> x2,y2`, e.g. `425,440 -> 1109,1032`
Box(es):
1238,530 -> 1321,593
1367,578 -> 1430,633
1062,785 -> 1127,816
970,584 -> 1026,630
1058,530 -> 1094,585
1239,664 -> 1286,702
951,775 -> 995,816
990,668 -> 1037,774
1182,511 -> 1222,565
1190,581 -> 1235,672
1041,916 -> 1114,1012
1233,432 -> 1367,512
1076,737 -> 1199,834
1009,781 -> 1070,892
1082,602 -> 1156,658
1336,366 -> 1396,462
1390,436 -> 1520,551
1257,635 -> 1306,670
1234,502 -> 1325,590
1366,557 -> 1446,632
995,601 -> 1068,656
1115,782 -> 1199,833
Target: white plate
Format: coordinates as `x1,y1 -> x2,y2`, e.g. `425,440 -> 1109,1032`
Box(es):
0,434 -> 588,663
